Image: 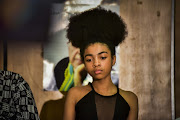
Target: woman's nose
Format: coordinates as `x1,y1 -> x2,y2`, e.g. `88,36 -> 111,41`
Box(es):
93,57 -> 100,67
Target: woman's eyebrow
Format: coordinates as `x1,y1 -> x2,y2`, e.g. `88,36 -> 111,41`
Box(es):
85,54 -> 93,58
98,51 -> 108,55
85,51 -> 108,58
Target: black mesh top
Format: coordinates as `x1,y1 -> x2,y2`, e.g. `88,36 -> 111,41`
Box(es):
75,83 -> 130,120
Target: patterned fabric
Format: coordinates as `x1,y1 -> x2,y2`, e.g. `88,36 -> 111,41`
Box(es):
0,70 -> 40,120
59,63 -> 74,91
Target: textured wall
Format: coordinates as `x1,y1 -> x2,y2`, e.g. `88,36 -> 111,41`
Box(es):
119,0 -> 172,119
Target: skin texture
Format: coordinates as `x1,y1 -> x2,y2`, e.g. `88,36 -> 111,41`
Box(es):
67,42 -> 87,86
63,43 -> 138,120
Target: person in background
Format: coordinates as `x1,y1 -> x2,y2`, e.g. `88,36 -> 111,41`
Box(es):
0,70 -> 40,120
54,40 -> 88,91
63,7 -> 138,120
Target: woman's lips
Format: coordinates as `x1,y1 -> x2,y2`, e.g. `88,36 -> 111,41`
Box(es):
94,70 -> 102,74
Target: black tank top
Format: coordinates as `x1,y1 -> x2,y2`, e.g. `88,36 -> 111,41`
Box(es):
75,83 -> 130,120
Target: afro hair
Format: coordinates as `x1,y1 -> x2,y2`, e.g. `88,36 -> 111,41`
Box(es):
66,6 -> 128,60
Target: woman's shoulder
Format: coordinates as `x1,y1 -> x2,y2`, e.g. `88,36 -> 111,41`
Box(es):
67,85 -> 92,104
119,89 -> 137,100
119,88 -> 138,108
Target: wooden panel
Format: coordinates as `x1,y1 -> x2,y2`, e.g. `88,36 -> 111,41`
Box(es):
7,40 -> 63,114
119,0 -> 172,119
175,0 -> 180,118
0,39 -> 3,70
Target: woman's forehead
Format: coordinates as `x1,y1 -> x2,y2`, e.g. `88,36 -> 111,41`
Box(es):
84,43 -> 110,55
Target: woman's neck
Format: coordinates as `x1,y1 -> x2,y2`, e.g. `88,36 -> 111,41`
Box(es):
92,78 -> 117,96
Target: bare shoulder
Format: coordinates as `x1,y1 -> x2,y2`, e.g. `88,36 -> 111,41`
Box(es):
119,88 -> 138,119
64,85 -> 91,120
119,88 -> 138,107
67,85 -> 92,104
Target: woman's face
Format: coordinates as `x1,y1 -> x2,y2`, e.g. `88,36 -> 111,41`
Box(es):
68,42 -> 82,69
84,43 -> 116,80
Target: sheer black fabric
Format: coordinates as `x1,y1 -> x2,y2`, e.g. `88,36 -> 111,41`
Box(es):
75,83 -> 130,120
94,87 -> 117,120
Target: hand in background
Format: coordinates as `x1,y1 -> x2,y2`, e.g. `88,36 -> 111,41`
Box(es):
74,64 -> 87,86
68,42 -> 87,87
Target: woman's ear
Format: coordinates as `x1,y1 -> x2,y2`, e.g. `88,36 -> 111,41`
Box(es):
112,55 -> 116,66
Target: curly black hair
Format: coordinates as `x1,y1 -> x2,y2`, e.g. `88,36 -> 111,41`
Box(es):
66,6 -> 128,61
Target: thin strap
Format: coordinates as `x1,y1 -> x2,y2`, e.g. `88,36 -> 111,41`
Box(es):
116,86 -> 119,94
90,83 -> 119,95
89,83 -> 95,91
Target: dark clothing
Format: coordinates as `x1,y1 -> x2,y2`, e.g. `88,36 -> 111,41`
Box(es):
54,57 -> 69,89
0,70 -> 40,120
75,83 -> 130,120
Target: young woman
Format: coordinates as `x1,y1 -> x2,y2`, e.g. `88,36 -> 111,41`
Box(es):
63,7 -> 138,120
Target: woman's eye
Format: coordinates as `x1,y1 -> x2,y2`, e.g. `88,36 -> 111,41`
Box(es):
101,57 -> 107,60
86,59 -> 92,62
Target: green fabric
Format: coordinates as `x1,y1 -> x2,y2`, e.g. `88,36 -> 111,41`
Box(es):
59,63 -> 74,91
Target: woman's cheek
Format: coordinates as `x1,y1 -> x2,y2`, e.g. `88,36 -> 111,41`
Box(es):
85,64 -> 92,72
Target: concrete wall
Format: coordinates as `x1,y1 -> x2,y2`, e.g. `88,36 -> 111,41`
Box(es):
119,0 -> 172,119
